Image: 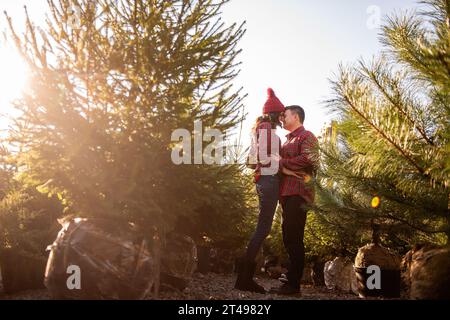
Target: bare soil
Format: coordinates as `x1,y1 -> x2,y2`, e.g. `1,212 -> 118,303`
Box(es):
0,272 -> 373,300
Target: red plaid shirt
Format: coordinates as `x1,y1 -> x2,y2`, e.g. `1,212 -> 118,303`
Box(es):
254,121 -> 281,183
280,126 -> 319,204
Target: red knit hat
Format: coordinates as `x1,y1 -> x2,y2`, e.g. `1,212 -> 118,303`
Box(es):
263,88 -> 285,114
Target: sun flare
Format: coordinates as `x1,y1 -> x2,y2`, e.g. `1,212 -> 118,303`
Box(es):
0,45 -> 29,127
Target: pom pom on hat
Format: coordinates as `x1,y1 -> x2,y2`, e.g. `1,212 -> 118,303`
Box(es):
263,88 -> 285,114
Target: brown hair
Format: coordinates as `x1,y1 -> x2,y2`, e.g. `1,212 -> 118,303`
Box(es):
252,112 -> 281,131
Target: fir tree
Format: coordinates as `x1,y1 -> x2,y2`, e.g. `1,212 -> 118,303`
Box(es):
315,0 -> 450,253
3,0 -> 252,245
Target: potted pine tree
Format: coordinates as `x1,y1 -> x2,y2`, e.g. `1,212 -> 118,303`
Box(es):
0,187 -> 62,294
3,0 -> 249,299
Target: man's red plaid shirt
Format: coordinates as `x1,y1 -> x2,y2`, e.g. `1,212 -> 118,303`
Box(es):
280,125 -> 319,204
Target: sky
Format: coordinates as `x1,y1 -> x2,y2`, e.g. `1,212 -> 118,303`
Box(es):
0,0 -> 421,145
219,0 -> 419,143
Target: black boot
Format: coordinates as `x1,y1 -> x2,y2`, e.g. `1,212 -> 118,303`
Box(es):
234,258 -> 266,294
269,283 -> 301,296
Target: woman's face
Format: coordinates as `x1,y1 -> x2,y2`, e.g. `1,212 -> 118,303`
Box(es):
275,112 -> 284,127
279,112 -> 285,126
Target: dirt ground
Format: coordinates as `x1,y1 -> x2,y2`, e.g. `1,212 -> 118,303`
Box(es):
0,272 -> 373,300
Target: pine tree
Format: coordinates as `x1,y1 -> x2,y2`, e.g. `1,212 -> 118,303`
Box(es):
3,0 -> 252,245
315,0 -> 450,253
0,144 -> 14,199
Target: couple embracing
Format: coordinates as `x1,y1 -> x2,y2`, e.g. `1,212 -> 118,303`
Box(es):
235,88 -> 319,296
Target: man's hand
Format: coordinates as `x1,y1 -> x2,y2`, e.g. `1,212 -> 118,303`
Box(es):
282,167 -> 306,179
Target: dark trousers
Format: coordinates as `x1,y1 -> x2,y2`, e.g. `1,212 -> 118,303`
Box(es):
281,195 -> 308,289
245,174 -> 279,262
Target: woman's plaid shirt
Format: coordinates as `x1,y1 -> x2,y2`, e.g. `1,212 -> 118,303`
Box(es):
253,121 -> 281,183
280,126 -> 319,204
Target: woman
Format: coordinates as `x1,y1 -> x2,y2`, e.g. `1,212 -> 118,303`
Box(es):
235,88 -> 300,293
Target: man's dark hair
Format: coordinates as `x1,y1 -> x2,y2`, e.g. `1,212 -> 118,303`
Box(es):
286,105 -> 305,123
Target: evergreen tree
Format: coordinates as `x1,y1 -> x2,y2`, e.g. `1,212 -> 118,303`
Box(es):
0,144 -> 14,199
314,0 -> 450,254
3,0 -> 252,245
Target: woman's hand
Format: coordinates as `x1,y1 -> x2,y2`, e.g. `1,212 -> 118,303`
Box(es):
282,167 -> 306,179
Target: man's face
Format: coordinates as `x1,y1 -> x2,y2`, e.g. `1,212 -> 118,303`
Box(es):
281,109 -> 298,131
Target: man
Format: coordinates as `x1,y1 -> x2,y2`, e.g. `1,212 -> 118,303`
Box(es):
270,105 -> 319,295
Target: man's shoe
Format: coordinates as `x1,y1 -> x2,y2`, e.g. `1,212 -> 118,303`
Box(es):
269,283 -> 301,296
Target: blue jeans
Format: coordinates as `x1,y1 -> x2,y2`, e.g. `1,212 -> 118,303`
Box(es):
245,174 -> 279,261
